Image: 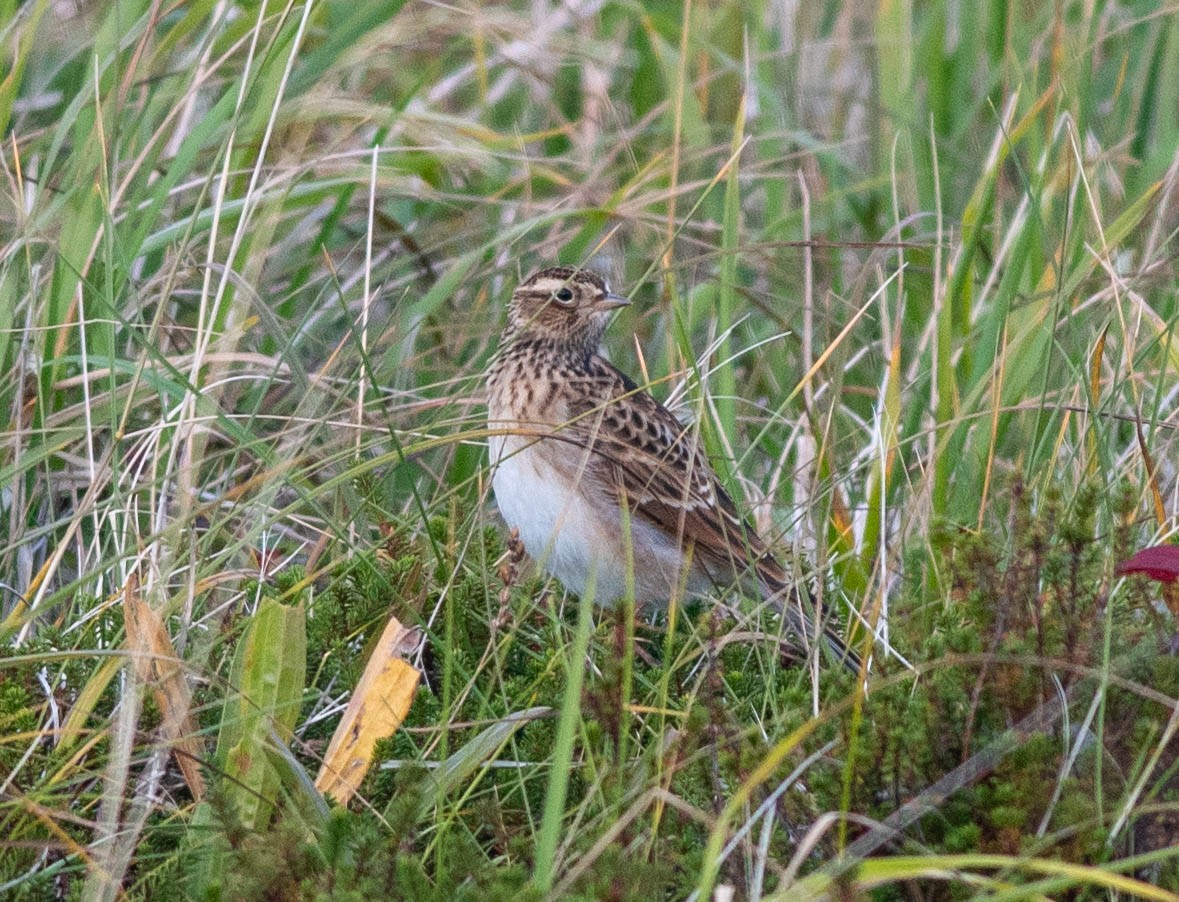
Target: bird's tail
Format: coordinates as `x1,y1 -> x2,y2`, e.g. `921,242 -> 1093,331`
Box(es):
759,567 -> 864,674
784,592 -> 864,675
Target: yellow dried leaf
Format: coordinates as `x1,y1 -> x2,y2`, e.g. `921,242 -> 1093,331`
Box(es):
123,574 -> 206,800
315,616 -> 422,806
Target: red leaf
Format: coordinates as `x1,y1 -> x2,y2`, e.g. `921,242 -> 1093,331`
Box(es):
1118,545 -> 1179,584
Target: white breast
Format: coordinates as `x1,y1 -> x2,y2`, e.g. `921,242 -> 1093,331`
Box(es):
489,433 -> 704,606
490,434 -> 608,597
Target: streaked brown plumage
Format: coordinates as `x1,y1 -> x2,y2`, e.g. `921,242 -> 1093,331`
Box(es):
487,266 -> 859,671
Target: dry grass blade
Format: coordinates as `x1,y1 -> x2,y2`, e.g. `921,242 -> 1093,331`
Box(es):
122,573 -> 206,802
314,615 -> 423,806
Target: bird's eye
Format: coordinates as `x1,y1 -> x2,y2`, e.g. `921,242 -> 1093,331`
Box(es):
554,287 -> 575,304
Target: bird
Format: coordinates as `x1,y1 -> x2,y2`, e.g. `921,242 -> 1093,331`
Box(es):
486,265 -> 860,672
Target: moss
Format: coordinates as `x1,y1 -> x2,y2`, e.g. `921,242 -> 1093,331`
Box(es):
18,473 -> 1174,898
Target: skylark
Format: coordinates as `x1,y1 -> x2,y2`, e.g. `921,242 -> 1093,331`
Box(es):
487,266 -> 859,671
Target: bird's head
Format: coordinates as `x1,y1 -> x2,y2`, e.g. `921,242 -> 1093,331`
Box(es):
505,266 -> 630,355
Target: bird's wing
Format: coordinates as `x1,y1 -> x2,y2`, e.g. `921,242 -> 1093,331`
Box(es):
561,356 -> 862,673
561,356 -> 776,587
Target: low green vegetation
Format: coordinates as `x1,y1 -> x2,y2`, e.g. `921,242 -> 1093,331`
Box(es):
2,0 -> 1178,898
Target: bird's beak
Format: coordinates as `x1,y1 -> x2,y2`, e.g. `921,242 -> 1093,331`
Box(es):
595,292 -> 630,311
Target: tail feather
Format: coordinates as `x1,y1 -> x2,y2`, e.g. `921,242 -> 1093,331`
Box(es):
759,566 -> 864,675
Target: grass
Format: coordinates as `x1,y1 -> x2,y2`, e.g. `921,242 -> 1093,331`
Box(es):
2,0 -> 1179,898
